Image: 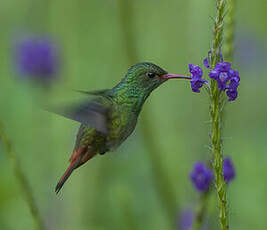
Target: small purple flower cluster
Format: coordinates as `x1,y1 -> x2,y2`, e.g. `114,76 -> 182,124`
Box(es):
209,62 -> 240,101
190,157 -> 235,192
178,209 -> 194,230
188,54 -> 240,101
189,64 -> 207,93
190,162 -> 213,192
223,157 -> 236,183
14,35 -> 60,82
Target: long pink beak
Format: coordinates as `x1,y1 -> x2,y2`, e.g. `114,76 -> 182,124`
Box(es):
160,73 -> 191,80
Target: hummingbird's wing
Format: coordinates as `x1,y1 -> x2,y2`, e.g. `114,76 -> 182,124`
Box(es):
50,97 -> 112,135
74,89 -> 111,97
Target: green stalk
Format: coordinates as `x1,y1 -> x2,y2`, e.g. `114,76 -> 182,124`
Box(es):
0,121 -> 44,230
210,79 -> 228,230
117,0 -> 177,225
210,0 -> 230,229
193,0 -> 236,229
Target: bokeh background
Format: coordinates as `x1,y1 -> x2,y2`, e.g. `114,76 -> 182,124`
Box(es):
0,0 -> 267,229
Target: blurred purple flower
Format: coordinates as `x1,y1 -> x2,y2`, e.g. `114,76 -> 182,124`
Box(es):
190,162 -> 213,192
189,64 -> 207,93
14,35 -> 60,82
235,30 -> 267,71
223,157 -> 235,183
178,209 -> 193,230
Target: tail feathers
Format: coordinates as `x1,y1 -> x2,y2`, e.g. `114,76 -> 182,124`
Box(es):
55,147 -> 94,194
55,156 -> 81,194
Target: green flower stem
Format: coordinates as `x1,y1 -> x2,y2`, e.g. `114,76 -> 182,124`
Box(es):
0,121 -> 44,230
193,0 -> 236,229
209,0 -> 230,229
211,0 -> 226,67
118,0 -> 177,225
210,87 -> 228,230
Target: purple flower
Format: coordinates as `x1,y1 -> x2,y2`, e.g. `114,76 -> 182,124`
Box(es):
14,35 -> 60,82
189,64 -> 207,93
190,162 -> 213,192
208,69 -> 219,79
215,62 -> 231,72
226,89 -> 238,101
223,157 -> 235,183
178,209 -> 193,230
208,61 -> 240,100
209,62 -> 232,91
226,70 -> 240,101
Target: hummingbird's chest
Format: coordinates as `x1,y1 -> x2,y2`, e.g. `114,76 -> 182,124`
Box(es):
106,104 -> 138,151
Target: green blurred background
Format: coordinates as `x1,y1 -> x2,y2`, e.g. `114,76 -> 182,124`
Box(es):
0,0 -> 267,229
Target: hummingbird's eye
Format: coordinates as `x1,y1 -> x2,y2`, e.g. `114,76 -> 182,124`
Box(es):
147,72 -> 156,78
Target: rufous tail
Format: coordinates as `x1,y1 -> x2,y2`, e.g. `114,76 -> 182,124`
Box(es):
55,147 -> 94,194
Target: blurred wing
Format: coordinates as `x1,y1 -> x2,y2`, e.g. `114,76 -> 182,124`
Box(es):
74,89 -> 111,97
51,99 -> 111,135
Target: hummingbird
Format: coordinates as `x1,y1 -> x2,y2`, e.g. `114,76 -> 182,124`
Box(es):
54,62 -> 191,193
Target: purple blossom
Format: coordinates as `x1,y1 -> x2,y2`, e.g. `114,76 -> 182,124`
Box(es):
208,61 -> 240,101
226,70 -> 240,101
223,157 -> 235,183
208,69 -> 219,79
190,162 -> 213,192
209,62 -> 232,91
226,90 -> 238,101
178,209 -> 193,230
215,62 -> 231,72
14,35 -> 60,82
189,64 -> 207,93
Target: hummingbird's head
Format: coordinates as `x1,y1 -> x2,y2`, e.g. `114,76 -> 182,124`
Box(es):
124,62 -> 191,93
112,62 -> 191,112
